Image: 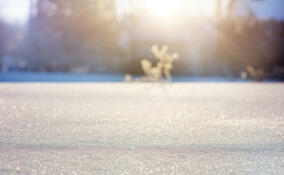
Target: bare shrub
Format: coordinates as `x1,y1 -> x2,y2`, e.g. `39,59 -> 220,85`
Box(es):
141,45 -> 179,82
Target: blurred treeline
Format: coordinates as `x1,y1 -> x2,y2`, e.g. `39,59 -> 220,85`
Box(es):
215,0 -> 284,80
0,0 -> 284,79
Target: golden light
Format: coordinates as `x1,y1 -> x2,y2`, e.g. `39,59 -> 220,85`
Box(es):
144,0 -> 183,18
142,0 -> 216,19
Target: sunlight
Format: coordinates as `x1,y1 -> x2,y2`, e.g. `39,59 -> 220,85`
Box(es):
144,0 -> 183,18
142,0 -> 216,18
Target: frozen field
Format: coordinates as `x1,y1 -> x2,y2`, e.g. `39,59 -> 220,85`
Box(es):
0,83 -> 284,174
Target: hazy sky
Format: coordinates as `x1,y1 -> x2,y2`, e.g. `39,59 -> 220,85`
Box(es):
247,0 -> 284,20
0,0 -> 284,24
0,0 -> 30,24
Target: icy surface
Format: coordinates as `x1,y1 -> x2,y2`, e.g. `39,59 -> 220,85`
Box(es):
0,72 -> 124,82
0,83 -> 284,174
0,72 -> 241,82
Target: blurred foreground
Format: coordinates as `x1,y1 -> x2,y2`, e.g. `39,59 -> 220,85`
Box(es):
1,83 -> 283,174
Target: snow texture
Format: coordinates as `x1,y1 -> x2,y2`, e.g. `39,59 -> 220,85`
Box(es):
0,83 -> 284,174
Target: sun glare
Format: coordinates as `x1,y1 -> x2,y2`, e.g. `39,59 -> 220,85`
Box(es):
144,0 -> 182,18
142,0 -> 216,18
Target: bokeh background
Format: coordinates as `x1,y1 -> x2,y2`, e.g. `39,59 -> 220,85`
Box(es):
0,0 -> 284,80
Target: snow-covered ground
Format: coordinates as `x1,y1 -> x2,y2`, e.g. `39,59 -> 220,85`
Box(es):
0,72 -> 125,82
0,72 -> 246,82
0,83 -> 284,174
